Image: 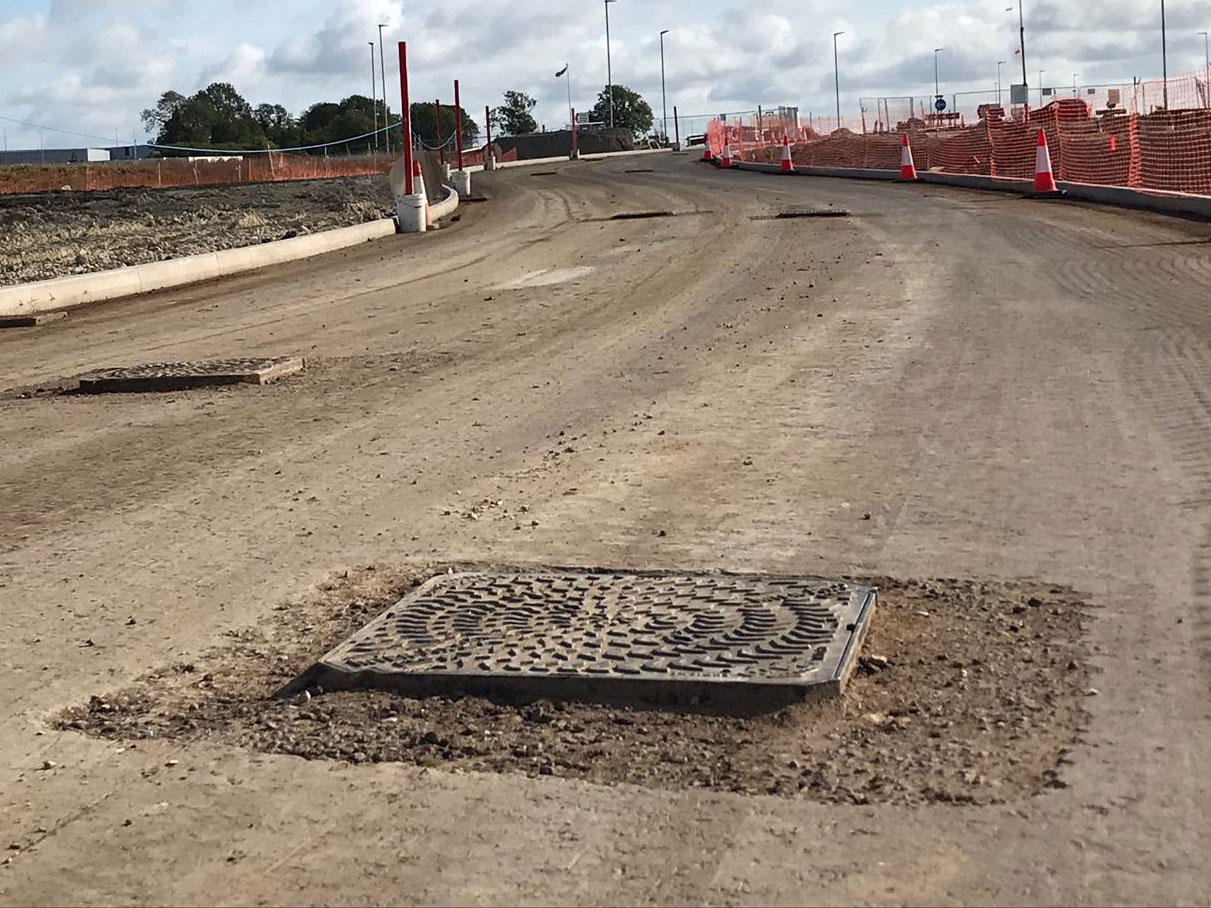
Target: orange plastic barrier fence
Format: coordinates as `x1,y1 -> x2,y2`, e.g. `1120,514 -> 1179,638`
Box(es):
708,74 -> 1211,198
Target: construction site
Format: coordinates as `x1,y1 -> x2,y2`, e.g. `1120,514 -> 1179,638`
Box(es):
3,5 -> 1211,906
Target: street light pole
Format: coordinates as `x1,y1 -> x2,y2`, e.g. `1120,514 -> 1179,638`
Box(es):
1200,31 -> 1210,109
378,24 -> 390,153
1039,69 -> 1046,105
369,42 -> 378,154
934,47 -> 944,102
605,0 -> 617,129
1161,0 -> 1169,109
660,29 -> 669,143
833,31 -> 845,126
1073,73 -> 1079,98
998,60 -> 1006,106
1018,0 -> 1028,89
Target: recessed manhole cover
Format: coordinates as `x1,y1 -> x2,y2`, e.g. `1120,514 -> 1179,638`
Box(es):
610,210 -> 675,220
0,311 -> 66,328
77,356 -> 305,393
754,207 -> 851,220
284,570 -> 876,707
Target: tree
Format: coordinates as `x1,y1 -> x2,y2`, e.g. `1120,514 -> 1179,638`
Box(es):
141,91 -> 187,136
254,103 -> 302,148
410,102 -> 480,150
493,90 -> 537,136
591,84 -> 653,136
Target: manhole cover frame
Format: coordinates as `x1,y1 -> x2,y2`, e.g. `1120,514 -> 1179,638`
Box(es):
77,356 -> 305,393
283,569 -> 877,709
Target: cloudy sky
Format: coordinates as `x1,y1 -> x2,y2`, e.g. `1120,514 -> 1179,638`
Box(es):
2,0 -> 1210,150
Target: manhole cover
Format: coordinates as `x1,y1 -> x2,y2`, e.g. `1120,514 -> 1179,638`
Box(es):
624,168 -> 656,173
767,207 -> 851,219
529,171 -> 559,177
284,571 -> 876,707
78,356 -> 304,393
0,311 -> 66,329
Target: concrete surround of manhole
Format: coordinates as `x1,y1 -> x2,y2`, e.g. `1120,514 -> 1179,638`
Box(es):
77,356 -> 305,393
282,570 -> 877,708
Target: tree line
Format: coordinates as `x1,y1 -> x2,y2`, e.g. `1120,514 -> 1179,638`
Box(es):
140,81 -> 654,155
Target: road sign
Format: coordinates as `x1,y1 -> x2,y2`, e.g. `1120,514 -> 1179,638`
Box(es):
934,97 -> 948,112
1010,84 -> 1028,105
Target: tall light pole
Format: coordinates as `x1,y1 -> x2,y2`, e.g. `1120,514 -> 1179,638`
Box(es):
369,42 -> 378,154
1200,31 -> 1210,109
1039,69 -> 1046,104
1073,72 -> 1079,97
556,63 -> 572,126
934,47 -> 945,102
378,24 -> 390,153
833,31 -> 845,126
605,0 -> 617,129
997,60 -> 1006,106
1161,0 -> 1169,109
1017,0 -> 1028,90
660,29 -> 670,143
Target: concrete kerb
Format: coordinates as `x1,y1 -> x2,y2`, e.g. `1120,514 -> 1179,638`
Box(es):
0,218 -> 398,318
729,159 -> 1211,221
429,184 -> 460,223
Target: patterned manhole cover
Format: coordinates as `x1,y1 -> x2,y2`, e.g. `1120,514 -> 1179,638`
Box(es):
284,571 -> 876,707
77,357 -> 304,393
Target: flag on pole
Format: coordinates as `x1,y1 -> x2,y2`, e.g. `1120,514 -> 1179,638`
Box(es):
555,65 -> 569,78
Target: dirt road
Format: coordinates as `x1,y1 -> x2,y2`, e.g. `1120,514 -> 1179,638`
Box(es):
2,152 -> 1211,905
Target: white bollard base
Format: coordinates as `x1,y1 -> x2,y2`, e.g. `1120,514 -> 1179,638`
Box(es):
569,149 -> 581,160
396,193 -> 427,233
484,154 -> 497,171
451,170 -> 472,198
441,163 -> 452,181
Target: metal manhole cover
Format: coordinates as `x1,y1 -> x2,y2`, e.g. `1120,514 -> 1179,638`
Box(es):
752,207 -> 851,220
284,570 -> 876,707
77,356 -> 305,393
0,311 -> 67,329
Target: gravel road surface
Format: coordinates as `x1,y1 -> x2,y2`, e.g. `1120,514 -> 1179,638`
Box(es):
2,153 -> 1210,905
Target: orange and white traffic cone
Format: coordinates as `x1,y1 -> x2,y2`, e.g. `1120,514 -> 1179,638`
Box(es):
720,142 -> 733,169
780,135 -> 793,173
899,133 -> 918,181
413,161 -> 430,225
701,142 -> 714,163
1032,129 -> 1063,197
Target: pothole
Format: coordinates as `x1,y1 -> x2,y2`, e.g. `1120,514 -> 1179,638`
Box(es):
752,207 -> 852,220
529,171 -> 559,177
55,563 -> 1093,806
624,168 -> 656,174
609,211 -> 676,221
76,357 -> 305,393
282,571 -> 877,708
0,311 -> 67,329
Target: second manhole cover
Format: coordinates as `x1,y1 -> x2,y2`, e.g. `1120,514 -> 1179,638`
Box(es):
78,357 -> 305,393
285,570 -> 876,708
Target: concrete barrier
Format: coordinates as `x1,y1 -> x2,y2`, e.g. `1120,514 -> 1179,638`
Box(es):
0,218 -> 399,317
732,158 -> 1211,220
429,184 -> 460,223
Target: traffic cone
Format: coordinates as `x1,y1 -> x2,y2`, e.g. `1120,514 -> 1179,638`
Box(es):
1032,129 -> 1063,196
720,142 -> 733,169
899,133 -> 918,181
413,161 -> 430,225
780,135 -> 793,173
701,142 -> 713,162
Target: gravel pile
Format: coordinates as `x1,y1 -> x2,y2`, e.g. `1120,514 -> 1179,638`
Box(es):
0,176 -> 394,286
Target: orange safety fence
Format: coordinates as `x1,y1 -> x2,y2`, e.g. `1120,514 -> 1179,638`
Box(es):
708,68 -> 1211,198
0,146 -> 490,196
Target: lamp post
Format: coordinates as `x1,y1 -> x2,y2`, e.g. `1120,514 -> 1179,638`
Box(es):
1161,0 -> 1169,109
1017,0 -> 1028,89
605,0 -> 617,129
378,24 -> 390,153
1073,73 -> 1079,98
556,63 -> 572,127
934,47 -> 944,103
997,60 -> 1006,106
1039,69 -> 1046,104
660,29 -> 670,143
1200,31 -> 1210,109
833,31 -> 845,126
369,42 -> 378,154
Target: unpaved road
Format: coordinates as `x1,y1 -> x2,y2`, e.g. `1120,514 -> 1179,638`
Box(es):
2,152 -> 1211,905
